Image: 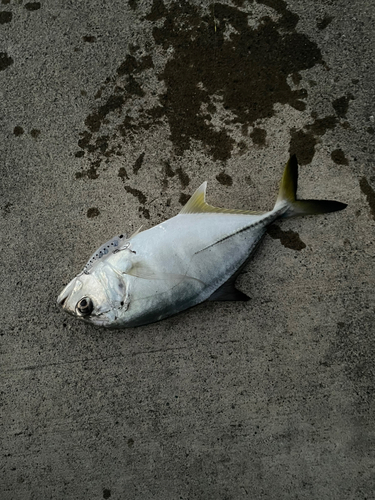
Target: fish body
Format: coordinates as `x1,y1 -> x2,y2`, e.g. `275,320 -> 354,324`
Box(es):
57,156 -> 346,328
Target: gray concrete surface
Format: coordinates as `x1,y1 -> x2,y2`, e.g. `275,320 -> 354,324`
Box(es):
1,0 -> 374,498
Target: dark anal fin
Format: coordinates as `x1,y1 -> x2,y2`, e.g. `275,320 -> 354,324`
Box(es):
208,277 -> 250,302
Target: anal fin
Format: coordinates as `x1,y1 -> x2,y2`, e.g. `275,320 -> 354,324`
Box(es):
208,275 -> 250,302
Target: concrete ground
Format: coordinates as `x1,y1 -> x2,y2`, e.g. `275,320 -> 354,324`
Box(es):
1,0 -> 374,498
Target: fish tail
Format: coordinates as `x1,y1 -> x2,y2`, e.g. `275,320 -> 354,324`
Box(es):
274,155 -> 347,218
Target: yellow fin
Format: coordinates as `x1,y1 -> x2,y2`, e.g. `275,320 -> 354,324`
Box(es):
179,182 -> 264,216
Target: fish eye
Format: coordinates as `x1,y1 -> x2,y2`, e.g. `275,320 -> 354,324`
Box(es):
76,297 -> 93,316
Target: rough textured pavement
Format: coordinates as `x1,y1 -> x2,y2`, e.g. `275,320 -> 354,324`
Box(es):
1,0 -> 374,498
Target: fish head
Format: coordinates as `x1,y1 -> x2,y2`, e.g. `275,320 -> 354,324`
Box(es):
57,263 -> 128,328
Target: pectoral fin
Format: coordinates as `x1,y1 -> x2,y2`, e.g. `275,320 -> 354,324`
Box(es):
124,261 -> 205,286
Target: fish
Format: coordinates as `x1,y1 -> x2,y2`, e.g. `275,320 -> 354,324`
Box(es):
57,155 -> 346,328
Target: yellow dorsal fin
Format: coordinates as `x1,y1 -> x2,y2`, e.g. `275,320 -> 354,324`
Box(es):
179,182 -> 264,215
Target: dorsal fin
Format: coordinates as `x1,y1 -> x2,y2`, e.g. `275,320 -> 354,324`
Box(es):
179,182 -> 264,215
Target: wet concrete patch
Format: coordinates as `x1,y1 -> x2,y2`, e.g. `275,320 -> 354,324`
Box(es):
359,177 -> 375,220
25,2 -> 41,11
0,11 -> 11,23
13,126 -> 24,136
75,0 -> 326,179
289,116 -> 337,165
0,52 -> 13,71
87,207 -> 100,218
267,224 -> 306,251
331,148 -> 349,165
332,94 -> 354,118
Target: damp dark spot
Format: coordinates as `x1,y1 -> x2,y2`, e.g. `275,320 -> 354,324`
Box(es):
317,15 -> 333,30
81,90 -> 87,96
164,161 -> 175,178
0,11 -> 11,23
138,206 -> 150,219
25,2 -> 41,11
0,52 -> 13,71
367,127 -> 374,135
125,75 -> 145,97
289,115 -> 337,164
118,167 -> 129,180
78,131 -> 92,149
2,202 -> 12,214
75,151 -> 85,158
127,438 -> 134,448
148,0 -> 321,160
176,167 -> 190,188
216,172 -> 233,186
331,148 -> 348,165
1,0 -> 10,4
85,95 -> 125,133
13,126 -> 24,136
76,0 -> 325,178
75,160 -> 101,180
250,127 -> 267,146
267,225 -> 306,251
30,129 -> 40,139
103,489 -> 111,499
129,0 -> 138,10
83,35 -> 96,43
359,177 -> 375,221
116,54 -> 154,76
87,207 -> 100,218
332,94 -> 354,118
291,72 -> 302,85
125,186 -> 147,204
179,193 -> 190,205
133,152 -> 145,174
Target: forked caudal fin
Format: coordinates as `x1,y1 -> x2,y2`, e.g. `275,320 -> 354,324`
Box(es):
275,155 -> 347,217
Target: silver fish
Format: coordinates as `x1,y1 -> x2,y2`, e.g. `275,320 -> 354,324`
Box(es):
57,156 -> 346,328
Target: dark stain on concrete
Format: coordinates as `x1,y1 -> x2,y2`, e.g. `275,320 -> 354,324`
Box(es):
216,172 -> 233,186
179,192 -> 191,205
87,207 -> 100,218
148,0 -> 320,160
75,161 -> 100,180
25,2 -> 41,10
367,127 -> 374,135
103,489 -> 111,499
332,94 -> 354,118
267,224 -> 306,251
2,202 -> 13,215
30,129 -> 41,139
359,177 -> 375,220
317,15 -> 333,30
13,126 -> 24,136
85,95 -> 125,133
129,0 -> 138,10
250,127 -> 267,146
138,206 -> 150,219
176,167 -> 190,189
1,0 -> 10,4
124,185 -> 147,205
75,150 -> 85,158
0,11 -> 11,23
83,35 -> 96,43
133,152 -> 145,174
127,438 -> 134,448
76,0 -> 325,179
289,115 -> 337,164
331,148 -> 349,165
0,52 -> 13,71
118,167 -> 129,181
